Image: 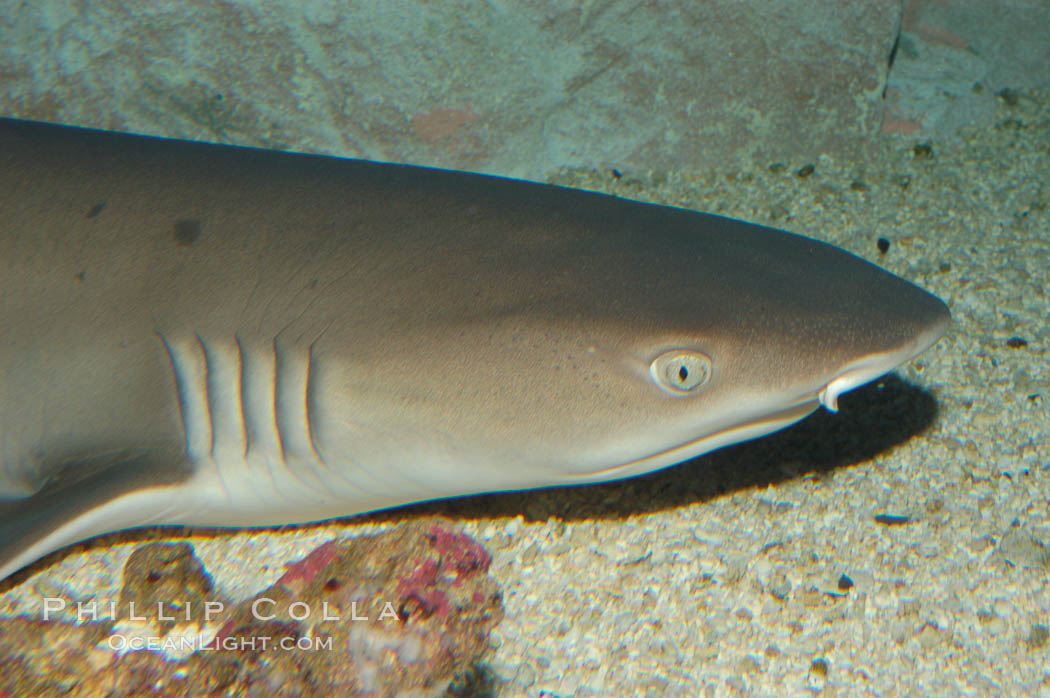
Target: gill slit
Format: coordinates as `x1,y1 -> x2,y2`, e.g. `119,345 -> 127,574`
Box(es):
234,333 -> 249,460
196,333 -> 233,507
155,331 -> 192,457
305,339 -> 327,469
272,337 -> 324,496
300,338 -> 371,495
238,333 -> 281,497
270,336 -> 288,465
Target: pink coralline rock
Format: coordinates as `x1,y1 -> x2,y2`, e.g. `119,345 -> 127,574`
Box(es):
0,519 -> 503,697
275,539 -> 342,592
213,520 -> 503,697
0,1 -> 901,178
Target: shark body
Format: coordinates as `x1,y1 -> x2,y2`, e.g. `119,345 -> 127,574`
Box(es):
0,118 -> 949,581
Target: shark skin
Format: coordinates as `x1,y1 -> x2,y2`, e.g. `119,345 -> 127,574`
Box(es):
0,118 -> 950,581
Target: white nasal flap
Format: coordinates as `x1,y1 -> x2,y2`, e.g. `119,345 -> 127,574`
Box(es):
818,354 -> 899,413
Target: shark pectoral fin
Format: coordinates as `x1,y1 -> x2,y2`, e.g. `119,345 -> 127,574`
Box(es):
0,447 -> 195,582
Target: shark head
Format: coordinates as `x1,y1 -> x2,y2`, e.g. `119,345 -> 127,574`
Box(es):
307,188 -> 950,496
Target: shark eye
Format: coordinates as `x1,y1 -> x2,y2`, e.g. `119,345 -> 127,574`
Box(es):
650,350 -> 712,394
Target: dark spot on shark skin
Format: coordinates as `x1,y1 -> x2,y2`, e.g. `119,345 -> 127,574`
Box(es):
174,219 -> 202,247
86,202 -> 105,218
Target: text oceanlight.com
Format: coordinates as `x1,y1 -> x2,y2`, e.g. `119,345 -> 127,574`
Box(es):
107,633 -> 334,653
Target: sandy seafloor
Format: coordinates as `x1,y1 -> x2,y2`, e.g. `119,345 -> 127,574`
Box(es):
2,90 -> 1048,697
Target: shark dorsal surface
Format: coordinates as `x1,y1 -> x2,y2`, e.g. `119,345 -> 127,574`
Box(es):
0,118 -> 950,581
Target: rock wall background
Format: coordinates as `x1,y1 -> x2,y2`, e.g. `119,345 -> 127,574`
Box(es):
1,0 -> 902,178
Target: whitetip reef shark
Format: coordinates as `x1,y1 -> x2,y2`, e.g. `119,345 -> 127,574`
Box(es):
0,118 -> 949,582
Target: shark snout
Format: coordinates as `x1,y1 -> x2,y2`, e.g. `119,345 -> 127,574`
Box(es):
817,283 -> 950,412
